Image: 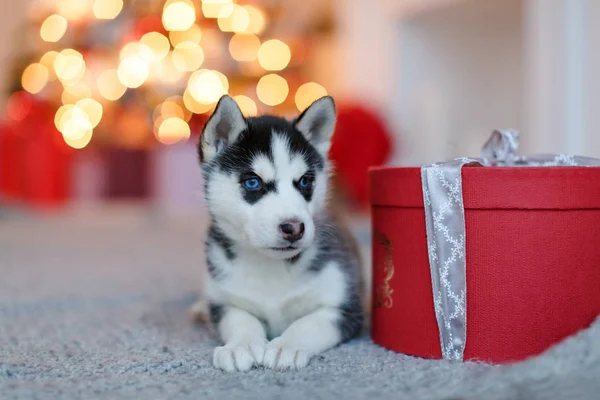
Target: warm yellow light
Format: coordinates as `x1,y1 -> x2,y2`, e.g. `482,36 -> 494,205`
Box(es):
140,32 -> 170,61
244,5 -> 266,34
55,104 -> 73,131
295,82 -> 328,111
258,40 -> 291,71
172,41 -> 204,72
40,14 -> 68,42
183,88 -> 214,114
162,0 -> 196,32
233,95 -> 257,117
158,100 -> 186,120
228,34 -> 260,62
156,117 -> 191,144
151,53 -> 185,84
62,81 -> 92,104
120,42 -> 154,62
93,0 -> 123,19
97,69 -> 127,100
256,74 -> 289,106
61,107 -> 93,140
188,69 -> 228,104
118,56 -> 149,88
54,49 -> 86,83
40,51 -> 59,71
77,98 -> 103,128
63,128 -> 93,149
169,24 -> 202,46
202,0 -> 233,18
57,0 -> 91,21
21,63 -> 49,94
218,4 -> 249,32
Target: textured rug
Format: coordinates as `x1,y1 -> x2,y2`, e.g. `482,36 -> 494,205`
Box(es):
1,205 -> 599,400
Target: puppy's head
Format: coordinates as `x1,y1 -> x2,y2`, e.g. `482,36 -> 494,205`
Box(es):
199,95 -> 336,259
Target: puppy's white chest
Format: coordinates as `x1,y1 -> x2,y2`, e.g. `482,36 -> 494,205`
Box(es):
217,260 -> 316,336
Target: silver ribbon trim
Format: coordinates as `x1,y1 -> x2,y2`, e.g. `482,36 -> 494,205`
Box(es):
421,129 -> 600,361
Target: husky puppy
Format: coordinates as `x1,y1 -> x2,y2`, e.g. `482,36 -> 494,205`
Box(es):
195,95 -> 364,372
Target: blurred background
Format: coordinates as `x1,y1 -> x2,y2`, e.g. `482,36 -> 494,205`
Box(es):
1,0 -> 599,219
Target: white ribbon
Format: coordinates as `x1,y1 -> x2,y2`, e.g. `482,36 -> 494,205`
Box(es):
421,129 -> 600,361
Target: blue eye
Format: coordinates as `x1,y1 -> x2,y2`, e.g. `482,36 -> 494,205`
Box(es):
299,176 -> 312,190
243,177 -> 262,190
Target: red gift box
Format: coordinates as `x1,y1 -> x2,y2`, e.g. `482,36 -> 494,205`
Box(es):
369,132 -> 600,364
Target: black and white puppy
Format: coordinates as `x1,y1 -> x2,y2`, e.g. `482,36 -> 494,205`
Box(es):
195,95 -> 364,372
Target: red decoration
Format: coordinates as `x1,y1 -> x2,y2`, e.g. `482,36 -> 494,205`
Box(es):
329,104 -> 392,210
0,96 -> 73,208
370,166 -> 600,364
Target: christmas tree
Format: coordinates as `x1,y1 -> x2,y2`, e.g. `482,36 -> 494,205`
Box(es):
3,0 -> 334,151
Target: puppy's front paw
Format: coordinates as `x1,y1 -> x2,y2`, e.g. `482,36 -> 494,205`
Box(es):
262,338 -> 310,371
213,339 -> 266,372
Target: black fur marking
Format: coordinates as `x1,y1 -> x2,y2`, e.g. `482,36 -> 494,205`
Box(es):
208,224 -> 235,260
207,258 -> 226,281
209,115 -> 325,176
337,292 -> 364,343
286,252 -> 302,264
209,303 -> 225,326
294,172 -> 315,202
240,177 -> 278,205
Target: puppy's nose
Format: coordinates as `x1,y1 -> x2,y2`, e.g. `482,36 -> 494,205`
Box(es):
279,220 -> 305,242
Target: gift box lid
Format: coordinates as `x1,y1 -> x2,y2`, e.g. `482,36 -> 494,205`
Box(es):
369,166 -> 600,210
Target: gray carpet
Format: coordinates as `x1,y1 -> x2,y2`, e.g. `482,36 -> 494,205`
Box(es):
1,205 -> 599,400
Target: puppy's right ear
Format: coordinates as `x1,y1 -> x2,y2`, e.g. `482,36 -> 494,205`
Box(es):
199,95 -> 247,163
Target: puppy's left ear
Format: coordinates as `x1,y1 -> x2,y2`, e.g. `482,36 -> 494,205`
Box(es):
294,96 -> 336,156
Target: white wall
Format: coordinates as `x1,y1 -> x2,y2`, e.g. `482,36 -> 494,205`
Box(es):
0,0 -> 29,114
396,0 -> 524,164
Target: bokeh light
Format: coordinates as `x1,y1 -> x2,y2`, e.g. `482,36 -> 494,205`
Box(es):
54,49 -> 86,83
140,32 -> 170,61
56,0 -> 90,21
40,51 -> 59,72
256,74 -> 288,106
62,81 -> 92,104
172,41 -> 205,72
97,69 -> 127,100
63,128 -> 93,149
258,40 -> 291,71
77,98 -> 103,128
40,14 -> 68,42
120,42 -> 154,62
229,34 -> 260,62
169,24 -> 202,46
7,91 -> 33,121
156,117 -> 191,144
218,4 -> 249,32
188,69 -> 228,104
93,0 -> 123,20
21,63 -> 49,94
183,88 -> 214,114
162,0 -> 196,32
233,95 -> 257,116
202,0 -> 233,18
244,5 -> 266,34
151,53 -> 185,84
118,56 -> 149,88
295,82 -> 328,111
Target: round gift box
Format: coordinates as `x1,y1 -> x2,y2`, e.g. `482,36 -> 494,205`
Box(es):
369,165 -> 600,364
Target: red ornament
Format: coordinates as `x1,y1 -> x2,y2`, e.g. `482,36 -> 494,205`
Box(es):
0,97 -> 73,209
329,104 -> 393,210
